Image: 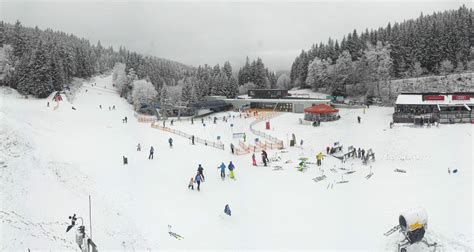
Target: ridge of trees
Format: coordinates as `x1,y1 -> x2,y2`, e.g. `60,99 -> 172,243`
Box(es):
290,5 -> 474,95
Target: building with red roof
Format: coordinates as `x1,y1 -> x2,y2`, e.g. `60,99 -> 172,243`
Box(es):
303,104 -> 340,122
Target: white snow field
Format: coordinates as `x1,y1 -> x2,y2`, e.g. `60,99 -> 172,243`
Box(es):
0,75 -> 472,251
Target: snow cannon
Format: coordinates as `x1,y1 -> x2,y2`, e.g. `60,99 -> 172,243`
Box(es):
398,207 -> 428,244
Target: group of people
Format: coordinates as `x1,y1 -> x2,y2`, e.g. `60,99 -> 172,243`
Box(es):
218,161 -> 236,180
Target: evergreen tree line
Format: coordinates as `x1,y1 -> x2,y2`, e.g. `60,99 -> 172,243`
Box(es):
290,5 -> 474,93
0,20 -> 193,98
237,57 -> 277,89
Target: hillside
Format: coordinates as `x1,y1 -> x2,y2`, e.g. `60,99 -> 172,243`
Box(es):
0,75 -> 472,250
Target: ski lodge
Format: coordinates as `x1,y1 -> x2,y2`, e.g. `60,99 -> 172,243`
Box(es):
393,92 -> 474,124
220,89 -> 331,113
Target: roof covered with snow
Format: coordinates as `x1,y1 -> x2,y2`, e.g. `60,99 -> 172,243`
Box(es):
395,94 -> 474,105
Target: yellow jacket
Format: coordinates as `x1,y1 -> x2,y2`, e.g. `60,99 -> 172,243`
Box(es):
316,152 -> 324,160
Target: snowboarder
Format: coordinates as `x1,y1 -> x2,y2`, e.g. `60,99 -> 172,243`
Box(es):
316,152 -> 324,166
197,164 -> 205,181
188,177 -> 194,190
191,135 -> 195,145
195,172 -> 203,191
252,153 -> 257,166
218,162 -> 226,180
357,116 -> 361,124
228,161 -> 235,179
168,138 -> 173,148
137,143 -> 141,151
224,204 -> 231,216
230,143 -> 235,154
149,146 -> 154,159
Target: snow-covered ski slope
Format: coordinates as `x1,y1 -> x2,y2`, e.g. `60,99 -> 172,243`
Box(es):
0,75 -> 472,251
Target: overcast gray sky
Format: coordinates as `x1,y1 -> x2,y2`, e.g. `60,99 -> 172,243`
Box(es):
2,0 -> 471,71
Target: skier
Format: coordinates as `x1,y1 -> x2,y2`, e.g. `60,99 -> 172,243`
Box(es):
357,116 -> 361,124
123,156 -> 128,165
262,152 -> 268,167
262,150 -> 269,163
195,172 -> 203,191
230,143 -> 235,154
300,139 -> 304,147
171,119 -> 174,126
298,160 -> 305,171
224,204 -> 231,216
316,152 -> 324,166
191,118 -> 194,124
448,168 -> 451,174
201,118 -> 204,124
243,133 -> 247,142
197,164 -> 205,181
326,146 -> 330,154
188,177 -> 194,190
228,161 -> 235,179
47,102 -> 49,107
252,153 -> 257,166
191,135 -> 195,145
99,105 -> 102,109
137,143 -> 141,151
149,146 -> 154,159
218,162 -> 226,180
109,106 -> 111,111
113,105 -> 115,110
168,138 -> 173,148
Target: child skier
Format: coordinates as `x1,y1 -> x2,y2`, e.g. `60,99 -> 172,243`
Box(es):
188,177 -> 194,190
252,153 -> 257,166
228,161 -> 235,179
224,204 -> 231,216
168,138 -> 173,148
218,162 -> 226,180
195,172 -> 203,191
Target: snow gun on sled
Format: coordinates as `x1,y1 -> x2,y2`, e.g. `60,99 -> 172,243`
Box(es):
384,207 -> 437,252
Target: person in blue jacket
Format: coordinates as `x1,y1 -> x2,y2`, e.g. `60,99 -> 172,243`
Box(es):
228,161 -> 235,179
218,162 -> 226,180
195,172 -> 203,191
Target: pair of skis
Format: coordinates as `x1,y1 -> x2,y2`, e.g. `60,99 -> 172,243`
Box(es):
168,225 -> 184,240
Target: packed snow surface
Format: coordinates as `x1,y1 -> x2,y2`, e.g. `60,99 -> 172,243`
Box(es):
0,75 -> 472,250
